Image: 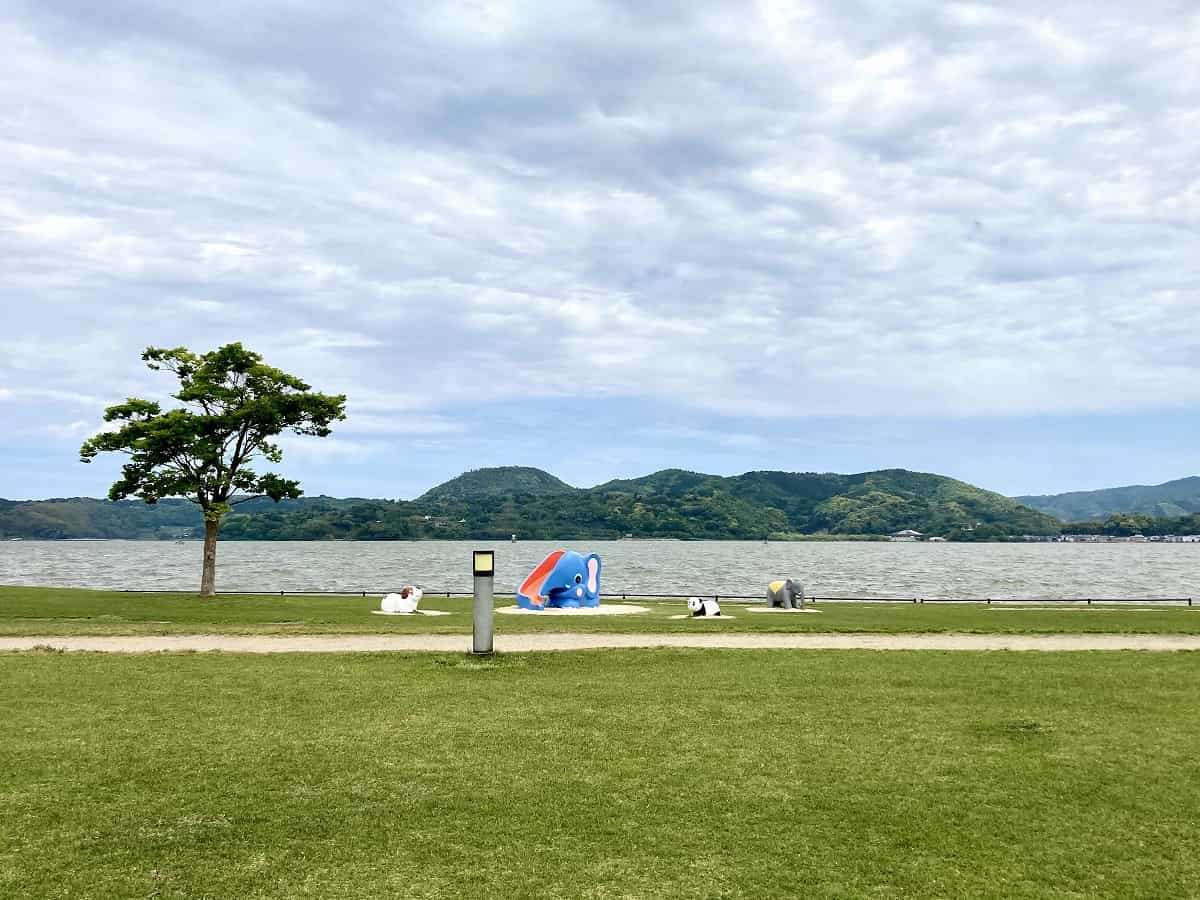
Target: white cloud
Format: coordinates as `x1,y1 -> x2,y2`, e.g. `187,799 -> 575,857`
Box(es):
341,412 -> 465,436
177,298 -> 230,314
0,387 -> 111,407
639,425 -> 768,451
274,436 -> 382,465
43,419 -> 92,439
1,0 -> 1198,461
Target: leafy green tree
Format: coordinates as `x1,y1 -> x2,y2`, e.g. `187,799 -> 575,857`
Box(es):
1102,513 -> 1155,537
80,344 -> 346,595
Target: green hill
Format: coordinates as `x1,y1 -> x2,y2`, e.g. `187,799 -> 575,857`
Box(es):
416,466 -> 577,503
0,498 -> 199,540
577,468 -> 1057,540
0,496 -> 363,540
1017,476 -> 1200,521
0,467 -> 1060,540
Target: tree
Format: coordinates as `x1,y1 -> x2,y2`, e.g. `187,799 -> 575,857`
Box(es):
80,343 -> 346,595
1102,513 -> 1155,537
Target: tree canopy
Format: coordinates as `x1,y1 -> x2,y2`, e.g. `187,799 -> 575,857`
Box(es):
80,343 -> 346,593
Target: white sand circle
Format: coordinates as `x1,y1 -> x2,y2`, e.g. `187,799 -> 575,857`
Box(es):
496,604 -> 649,616
371,609 -> 452,617
746,607 -> 822,614
668,614 -> 737,620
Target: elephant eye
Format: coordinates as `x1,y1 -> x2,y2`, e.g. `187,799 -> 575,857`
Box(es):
574,574 -> 583,584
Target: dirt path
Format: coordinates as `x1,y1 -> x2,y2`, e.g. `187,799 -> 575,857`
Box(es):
4,633 -> 1200,653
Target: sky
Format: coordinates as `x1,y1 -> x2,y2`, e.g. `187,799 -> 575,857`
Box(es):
1,0 -> 1198,501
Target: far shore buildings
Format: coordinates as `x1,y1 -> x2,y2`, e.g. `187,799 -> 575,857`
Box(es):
1056,534 -> 1200,543
917,531 -> 1200,543
886,529 -> 1200,543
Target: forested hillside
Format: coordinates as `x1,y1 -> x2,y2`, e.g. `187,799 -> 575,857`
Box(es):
0,498 -> 199,540
416,466 -> 576,503
1019,476 -> 1200,521
0,467 -> 1061,540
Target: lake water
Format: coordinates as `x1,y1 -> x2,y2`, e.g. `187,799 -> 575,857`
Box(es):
0,540 -> 1196,600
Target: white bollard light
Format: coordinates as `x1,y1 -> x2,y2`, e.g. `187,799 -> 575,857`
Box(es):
472,549 -> 495,654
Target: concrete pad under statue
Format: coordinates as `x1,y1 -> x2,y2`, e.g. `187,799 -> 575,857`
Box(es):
497,604 -> 650,616
747,606 -> 821,614
371,610 -> 452,617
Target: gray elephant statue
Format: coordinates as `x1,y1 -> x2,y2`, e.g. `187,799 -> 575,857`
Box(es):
767,578 -> 805,609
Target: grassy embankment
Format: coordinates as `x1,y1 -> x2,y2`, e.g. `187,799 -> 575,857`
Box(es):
1,585 -> 1199,636
2,650 -> 1199,898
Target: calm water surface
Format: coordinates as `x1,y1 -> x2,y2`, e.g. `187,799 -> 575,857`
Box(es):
0,540 -> 1196,599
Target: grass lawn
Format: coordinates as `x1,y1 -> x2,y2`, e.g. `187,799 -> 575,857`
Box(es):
2,585 -> 1200,636
2,649 -> 1199,898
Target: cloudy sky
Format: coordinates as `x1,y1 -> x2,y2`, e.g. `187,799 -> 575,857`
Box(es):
2,0 -> 1198,501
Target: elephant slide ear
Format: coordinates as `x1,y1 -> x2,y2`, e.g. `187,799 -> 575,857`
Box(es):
585,553 -> 601,594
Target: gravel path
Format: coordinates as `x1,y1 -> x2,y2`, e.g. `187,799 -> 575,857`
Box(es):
3,633 -> 1200,653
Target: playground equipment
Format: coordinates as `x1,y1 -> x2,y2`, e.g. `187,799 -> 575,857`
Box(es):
517,550 -> 602,610
687,596 -> 722,617
380,586 -> 423,614
767,579 -> 805,609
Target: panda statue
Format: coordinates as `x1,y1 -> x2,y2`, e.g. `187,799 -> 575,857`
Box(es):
381,585 -> 423,614
687,596 -> 722,617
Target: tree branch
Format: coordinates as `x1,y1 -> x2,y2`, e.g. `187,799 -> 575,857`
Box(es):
219,422 -> 254,501
169,452 -> 201,481
231,494 -> 266,506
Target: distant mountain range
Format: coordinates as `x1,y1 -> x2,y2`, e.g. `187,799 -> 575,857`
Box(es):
1017,476 -> 1200,522
0,466 -> 1060,540
0,495 -> 359,541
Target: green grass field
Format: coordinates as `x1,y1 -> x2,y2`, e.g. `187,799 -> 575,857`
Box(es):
2,649 -> 1199,898
2,585 -> 1200,636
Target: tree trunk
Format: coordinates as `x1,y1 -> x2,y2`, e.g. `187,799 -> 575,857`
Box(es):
200,517 -> 220,597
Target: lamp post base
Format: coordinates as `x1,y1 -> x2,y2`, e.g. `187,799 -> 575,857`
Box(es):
472,574 -> 494,655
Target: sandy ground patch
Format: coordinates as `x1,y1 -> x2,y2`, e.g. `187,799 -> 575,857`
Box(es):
496,604 -> 649,616
746,607 -> 822,614
4,633 -> 1200,653
370,610 -> 452,617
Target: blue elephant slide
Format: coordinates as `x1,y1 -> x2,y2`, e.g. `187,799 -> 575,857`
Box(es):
516,550 -> 602,610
